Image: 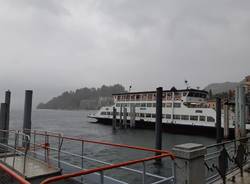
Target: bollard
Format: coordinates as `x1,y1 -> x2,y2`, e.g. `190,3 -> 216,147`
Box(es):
112,107 -> 117,130
216,97 -> 222,143
173,143 -> 206,184
23,90 -> 33,147
0,103 -> 8,152
123,107 -> 127,128
155,87 -> 163,163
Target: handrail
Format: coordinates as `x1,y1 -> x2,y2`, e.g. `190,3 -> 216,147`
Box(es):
41,153 -> 173,184
25,129 -> 175,158
0,163 -> 30,184
0,129 -> 175,184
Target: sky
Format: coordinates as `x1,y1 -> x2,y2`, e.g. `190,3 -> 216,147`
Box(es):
0,0 -> 250,108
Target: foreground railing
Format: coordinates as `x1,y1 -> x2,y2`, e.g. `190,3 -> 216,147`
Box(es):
0,162 -> 30,184
205,136 -> 250,184
0,129 -> 176,184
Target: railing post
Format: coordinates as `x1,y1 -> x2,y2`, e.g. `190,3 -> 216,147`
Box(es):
81,140 -> 84,183
100,171 -> 104,184
172,143 -> 206,184
142,161 -> 146,184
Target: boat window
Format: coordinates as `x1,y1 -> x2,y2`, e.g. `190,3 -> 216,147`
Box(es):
148,94 -> 153,100
166,103 -> 172,108
190,115 -> 198,121
162,114 -> 166,118
195,110 -> 203,113
162,103 -> 166,107
136,95 -> 140,101
153,103 -> 156,107
116,103 -> 120,107
207,116 -> 215,122
140,113 -> 145,118
136,103 -> 140,107
166,114 -> 171,119
200,116 -> 206,121
146,113 -> 151,118
141,103 -> 146,107
181,115 -> 189,120
173,115 -> 180,120
107,112 -> 111,115
174,103 -> 181,108
100,112 -> 106,115
146,103 -> 152,107
183,92 -> 187,96
152,114 -> 156,118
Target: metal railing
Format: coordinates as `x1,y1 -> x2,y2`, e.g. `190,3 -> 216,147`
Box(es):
24,129 -> 176,184
0,129 -> 30,176
0,162 -> 30,184
205,136 -> 250,184
0,129 -> 176,184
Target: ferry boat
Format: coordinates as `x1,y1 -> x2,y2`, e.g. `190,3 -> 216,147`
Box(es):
88,87 -> 249,136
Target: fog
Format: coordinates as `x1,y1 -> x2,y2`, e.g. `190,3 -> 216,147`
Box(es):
0,0 -> 249,108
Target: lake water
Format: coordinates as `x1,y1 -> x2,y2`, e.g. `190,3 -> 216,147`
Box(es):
9,109 -> 216,183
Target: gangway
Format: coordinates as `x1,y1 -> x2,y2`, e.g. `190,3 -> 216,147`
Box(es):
0,129 -> 176,184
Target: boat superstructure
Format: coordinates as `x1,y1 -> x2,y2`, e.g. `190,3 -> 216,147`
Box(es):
89,87 -> 250,134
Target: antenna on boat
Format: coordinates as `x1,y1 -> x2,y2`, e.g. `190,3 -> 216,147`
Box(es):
129,85 -> 132,92
185,80 -> 190,89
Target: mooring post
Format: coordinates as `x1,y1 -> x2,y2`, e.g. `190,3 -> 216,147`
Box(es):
239,85 -> 246,137
155,87 -> 163,164
4,90 -> 11,133
123,107 -> 127,128
23,90 -> 33,146
235,87 -> 240,139
112,107 -> 116,130
216,97 -> 222,143
223,101 -> 229,139
119,105 -> 122,128
0,103 -> 8,152
130,104 -> 135,128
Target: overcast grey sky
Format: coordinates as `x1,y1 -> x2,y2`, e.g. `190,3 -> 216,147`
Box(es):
0,0 -> 250,108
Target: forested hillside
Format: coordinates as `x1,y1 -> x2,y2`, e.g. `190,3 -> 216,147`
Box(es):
37,84 -> 126,110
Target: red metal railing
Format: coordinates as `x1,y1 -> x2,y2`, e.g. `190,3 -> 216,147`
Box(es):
41,153 -> 173,184
27,130 -> 175,184
0,163 -> 30,184
0,129 -> 175,184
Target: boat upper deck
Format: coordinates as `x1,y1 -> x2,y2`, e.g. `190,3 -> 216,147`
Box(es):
112,88 -> 208,104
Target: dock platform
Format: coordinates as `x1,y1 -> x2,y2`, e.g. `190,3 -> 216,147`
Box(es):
0,155 -> 61,179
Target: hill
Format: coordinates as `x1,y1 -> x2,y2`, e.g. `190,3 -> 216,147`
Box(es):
37,84 -> 126,110
204,82 -> 239,94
